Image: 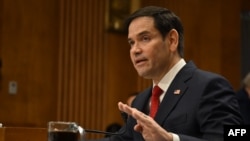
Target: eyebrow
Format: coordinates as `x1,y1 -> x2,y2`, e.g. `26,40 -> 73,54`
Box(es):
128,30 -> 151,41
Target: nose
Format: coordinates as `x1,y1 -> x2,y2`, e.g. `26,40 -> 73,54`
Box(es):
131,43 -> 142,55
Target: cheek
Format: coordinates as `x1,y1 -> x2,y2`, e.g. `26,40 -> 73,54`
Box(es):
129,50 -> 134,62
151,46 -> 169,63
149,46 -> 163,58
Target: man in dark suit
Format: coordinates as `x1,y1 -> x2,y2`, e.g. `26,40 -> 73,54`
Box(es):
88,6 -> 242,141
236,72 -> 250,125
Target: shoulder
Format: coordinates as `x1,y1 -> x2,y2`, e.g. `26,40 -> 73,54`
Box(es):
180,61 -> 234,92
183,61 -> 230,82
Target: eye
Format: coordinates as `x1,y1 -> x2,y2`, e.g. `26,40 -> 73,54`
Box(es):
128,40 -> 134,47
142,36 -> 150,42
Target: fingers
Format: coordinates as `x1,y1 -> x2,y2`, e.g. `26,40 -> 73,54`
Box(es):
118,102 -> 151,122
134,123 -> 143,132
118,102 -> 142,118
135,112 -> 149,122
118,102 -> 145,133
118,101 -> 133,115
118,102 -> 172,141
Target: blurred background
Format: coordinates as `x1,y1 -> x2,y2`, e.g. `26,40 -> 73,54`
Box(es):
0,0 -> 249,139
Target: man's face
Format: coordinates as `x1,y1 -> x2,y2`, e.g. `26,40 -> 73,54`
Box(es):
127,16 -> 173,81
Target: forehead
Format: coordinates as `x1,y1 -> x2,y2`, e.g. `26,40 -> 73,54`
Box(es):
128,16 -> 156,39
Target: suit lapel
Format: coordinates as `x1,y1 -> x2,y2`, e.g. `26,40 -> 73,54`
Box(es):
154,81 -> 187,123
132,87 -> 152,114
154,61 -> 196,124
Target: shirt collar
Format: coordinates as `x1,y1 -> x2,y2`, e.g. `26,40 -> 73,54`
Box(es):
154,59 -> 186,92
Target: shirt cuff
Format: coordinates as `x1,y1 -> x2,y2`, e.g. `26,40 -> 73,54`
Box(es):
172,133 -> 180,141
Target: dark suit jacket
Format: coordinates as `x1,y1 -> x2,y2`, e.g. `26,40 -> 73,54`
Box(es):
236,88 -> 250,124
89,61 -> 243,141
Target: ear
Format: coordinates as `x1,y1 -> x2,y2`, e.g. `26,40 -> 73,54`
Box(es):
166,29 -> 179,52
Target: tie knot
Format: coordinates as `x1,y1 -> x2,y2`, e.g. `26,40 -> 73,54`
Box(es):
152,85 -> 163,97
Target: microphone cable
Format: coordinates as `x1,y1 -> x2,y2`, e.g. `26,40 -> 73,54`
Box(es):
84,112 -> 128,136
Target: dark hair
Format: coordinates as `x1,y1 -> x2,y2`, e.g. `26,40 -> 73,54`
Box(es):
125,6 -> 184,57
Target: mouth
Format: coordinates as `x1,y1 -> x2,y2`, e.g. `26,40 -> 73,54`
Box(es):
135,58 -> 147,66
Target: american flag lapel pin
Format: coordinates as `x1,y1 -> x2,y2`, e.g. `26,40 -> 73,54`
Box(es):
174,89 -> 181,95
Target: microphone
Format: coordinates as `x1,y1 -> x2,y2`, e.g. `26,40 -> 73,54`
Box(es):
84,112 -> 128,136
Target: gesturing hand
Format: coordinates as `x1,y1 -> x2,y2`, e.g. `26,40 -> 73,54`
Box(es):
118,102 -> 173,141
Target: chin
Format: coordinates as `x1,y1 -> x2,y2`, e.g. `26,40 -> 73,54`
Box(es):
137,71 -> 151,79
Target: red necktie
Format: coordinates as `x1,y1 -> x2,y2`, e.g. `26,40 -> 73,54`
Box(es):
149,85 -> 163,118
